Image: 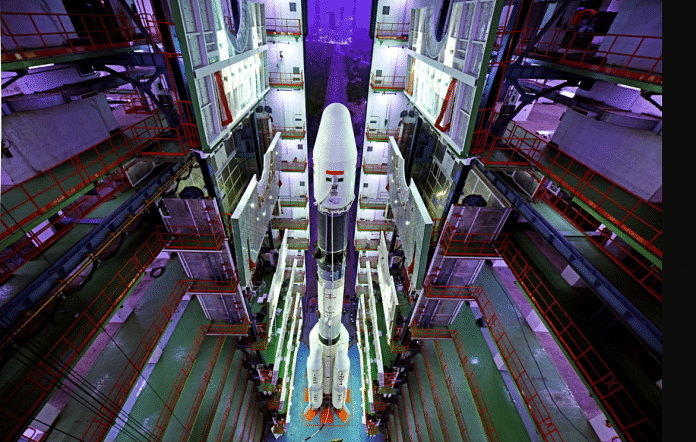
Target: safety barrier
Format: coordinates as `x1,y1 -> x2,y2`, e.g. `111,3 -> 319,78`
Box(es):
450,331 -> 500,442
359,197 -> 388,210
80,279 -> 191,442
273,125 -> 306,140
272,218 -> 309,230
178,336 -> 225,442
371,73 -> 407,91
0,111 -> 192,245
362,163 -> 389,174
440,225 -> 509,257
421,353 -> 453,442
541,189 -> 661,301
266,18 -> 302,36
357,219 -> 394,232
423,278 -> 479,300
279,196 -> 308,207
472,282 -> 565,442
158,219 -> 226,251
201,340 -> 237,442
224,372 -> 250,441
0,170 -> 126,282
148,325 -> 207,442
365,126 -> 399,142
518,28 -> 662,85
0,11 -> 150,63
375,22 -> 409,40
280,160 -> 307,172
406,373 -> 423,439
431,342 -> 471,442
269,71 -> 304,88
502,241 -> 660,442
480,115 -> 662,260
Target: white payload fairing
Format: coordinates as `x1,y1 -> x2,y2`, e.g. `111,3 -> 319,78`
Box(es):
306,103 -> 357,413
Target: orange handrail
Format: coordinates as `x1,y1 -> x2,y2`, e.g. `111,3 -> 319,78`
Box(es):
433,341 -> 472,442
518,28 -> 662,85
440,223 -> 509,257
501,241 -> 660,441
375,22 -> 409,40
269,71 -> 304,87
265,18 -> 302,36
365,126 -> 399,142
480,114 -> 662,259
541,189 -> 661,301
371,73 -> 407,90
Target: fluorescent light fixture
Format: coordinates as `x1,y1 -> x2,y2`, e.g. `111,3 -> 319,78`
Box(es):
28,63 -> 54,70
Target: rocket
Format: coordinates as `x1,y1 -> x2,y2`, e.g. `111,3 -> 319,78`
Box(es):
306,103 -> 356,413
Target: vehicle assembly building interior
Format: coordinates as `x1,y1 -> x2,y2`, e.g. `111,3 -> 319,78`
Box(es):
0,0 -> 661,441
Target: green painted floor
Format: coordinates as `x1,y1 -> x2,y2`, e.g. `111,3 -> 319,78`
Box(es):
112,298 -> 210,442
450,301 -> 532,442
47,258 -> 187,441
507,231 -> 662,435
476,264 -> 600,441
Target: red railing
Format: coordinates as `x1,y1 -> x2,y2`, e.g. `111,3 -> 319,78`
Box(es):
0,231 -> 165,441
430,342 -> 471,442
519,28 -> 662,85
357,219 -> 394,232
402,265 -> 412,295
481,115 -> 662,260
80,278 -> 191,442
122,92 -> 154,114
187,278 -> 239,294
371,73 -> 407,90
265,18 -> 302,36
0,170 -> 126,282
273,125 -> 306,140
359,197 -> 388,210
394,401 -> 405,442
269,71 -> 304,87
279,196 -> 308,207
157,218 -> 226,251
215,362 -> 244,442
406,370 -> 423,439
375,22 -> 409,40
0,111 -> 192,244
502,241 -> 660,442
201,341 -> 237,442
472,285 -> 564,442
410,327 -> 454,340
149,324 -> 207,442
413,366 -> 436,441
423,278 -> 479,300
272,218 -> 309,230
450,331 -> 500,442
225,371 -> 250,440
280,160 -> 307,172
541,189 -> 661,301
440,224 -> 509,257
179,336 -> 225,442
365,126 -> 399,142
206,321 -> 250,336
363,163 -> 389,174
1,11 -> 151,63
420,346 -> 454,442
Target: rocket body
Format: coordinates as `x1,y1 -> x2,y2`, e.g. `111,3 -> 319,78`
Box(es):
306,103 -> 356,412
